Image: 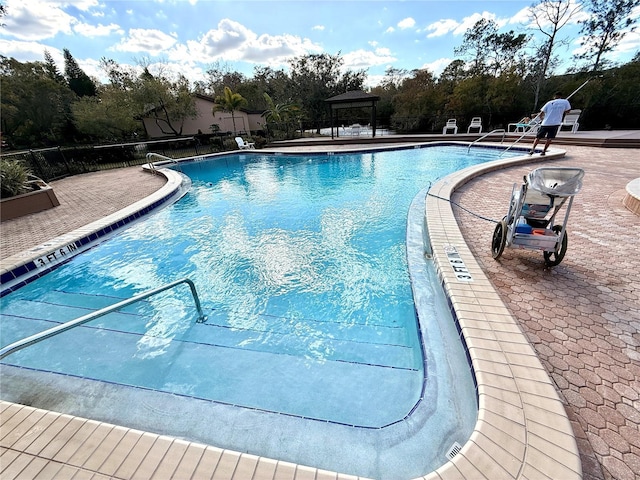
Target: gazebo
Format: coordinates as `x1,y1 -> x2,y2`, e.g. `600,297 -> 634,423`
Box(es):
325,90 -> 380,138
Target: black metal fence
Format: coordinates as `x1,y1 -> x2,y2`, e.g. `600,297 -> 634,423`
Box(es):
0,137 -> 222,183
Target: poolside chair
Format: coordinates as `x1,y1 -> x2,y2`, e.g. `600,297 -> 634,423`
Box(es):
508,116 -> 541,134
467,117 -> 482,134
442,119 -> 458,135
560,109 -> 581,133
350,123 -> 361,136
235,137 -> 255,150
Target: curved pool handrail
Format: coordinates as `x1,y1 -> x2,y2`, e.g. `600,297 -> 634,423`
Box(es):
0,278 -> 206,361
466,129 -> 506,153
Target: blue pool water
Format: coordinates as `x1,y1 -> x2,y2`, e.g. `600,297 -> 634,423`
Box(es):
0,144 -> 521,478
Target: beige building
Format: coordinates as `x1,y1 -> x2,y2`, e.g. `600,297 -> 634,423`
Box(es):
142,94 -> 264,139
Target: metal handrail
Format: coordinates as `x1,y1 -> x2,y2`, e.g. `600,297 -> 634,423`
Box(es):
0,278 -> 206,360
467,129 -> 506,153
146,152 -> 175,162
145,152 -> 176,174
499,129 -> 533,157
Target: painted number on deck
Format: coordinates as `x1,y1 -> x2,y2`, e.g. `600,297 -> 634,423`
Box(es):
35,243 -> 78,269
444,245 -> 473,282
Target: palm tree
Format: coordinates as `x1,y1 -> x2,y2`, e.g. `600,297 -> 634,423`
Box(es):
212,86 -> 247,133
261,92 -> 300,139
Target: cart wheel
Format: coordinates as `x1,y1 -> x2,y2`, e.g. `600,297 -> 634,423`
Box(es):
492,218 -> 507,259
543,225 -> 568,267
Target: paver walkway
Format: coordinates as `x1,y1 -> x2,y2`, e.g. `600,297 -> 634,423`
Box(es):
450,146 -> 639,480
0,167 -> 167,259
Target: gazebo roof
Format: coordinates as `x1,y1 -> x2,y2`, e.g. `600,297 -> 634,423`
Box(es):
325,90 -> 380,104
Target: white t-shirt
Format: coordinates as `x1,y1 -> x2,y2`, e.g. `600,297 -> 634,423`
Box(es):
541,98 -> 571,126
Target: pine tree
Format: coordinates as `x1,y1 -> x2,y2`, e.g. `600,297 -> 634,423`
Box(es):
63,48 -> 97,97
43,50 -> 65,84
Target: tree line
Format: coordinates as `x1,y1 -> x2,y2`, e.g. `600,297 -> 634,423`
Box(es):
1,0 -> 638,150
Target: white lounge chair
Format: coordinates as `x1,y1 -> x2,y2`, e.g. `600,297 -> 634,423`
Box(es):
350,123 -> 361,136
467,117 -> 482,134
560,109 -> 581,133
442,119 -> 458,135
235,137 -> 255,149
508,116 -> 541,134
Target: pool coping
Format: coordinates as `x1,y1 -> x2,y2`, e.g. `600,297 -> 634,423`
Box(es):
0,144 -> 582,480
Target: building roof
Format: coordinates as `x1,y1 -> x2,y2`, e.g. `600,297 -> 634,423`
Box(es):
325,90 -> 380,104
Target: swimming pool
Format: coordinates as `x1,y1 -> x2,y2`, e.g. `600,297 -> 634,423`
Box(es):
0,144 -> 521,478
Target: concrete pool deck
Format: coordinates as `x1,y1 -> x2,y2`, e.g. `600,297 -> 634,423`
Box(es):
1,139 -> 639,479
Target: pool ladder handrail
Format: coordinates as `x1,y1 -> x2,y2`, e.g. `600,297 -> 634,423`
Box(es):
466,129 -> 506,154
146,152 -> 177,174
499,127 -> 538,157
0,278 -> 206,361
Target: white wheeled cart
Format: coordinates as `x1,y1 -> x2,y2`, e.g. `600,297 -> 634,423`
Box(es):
491,167 -> 585,267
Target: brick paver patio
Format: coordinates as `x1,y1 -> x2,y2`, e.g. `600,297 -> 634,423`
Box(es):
451,146 -> 639,480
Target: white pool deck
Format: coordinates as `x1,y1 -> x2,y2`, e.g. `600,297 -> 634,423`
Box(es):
1,133 -> 638,479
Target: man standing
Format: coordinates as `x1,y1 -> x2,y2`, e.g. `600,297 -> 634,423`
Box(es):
529,92 -> 571,156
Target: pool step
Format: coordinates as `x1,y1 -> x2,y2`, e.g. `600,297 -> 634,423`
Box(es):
28,289 -> 415,349
1,291 -> 420,371
1,292 -> 422,427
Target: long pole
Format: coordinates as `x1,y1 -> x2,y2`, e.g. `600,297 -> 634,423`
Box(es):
566,74 -> 603,100
566,79 -> 591,100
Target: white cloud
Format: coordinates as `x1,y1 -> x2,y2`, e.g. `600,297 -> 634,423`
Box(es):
342,48 -> 397,69
385,26 -> 395,34
1,0 -> 122,42
169,19 -> 322,67
422,58 -> 454,77
312,25 -> 325,31
191,19 -> 255,58
455,12 -> 504,35
0,38 -> 60,62
69,0 -> 101,11
425,11 -> 509,39
425,19 -> 459,38
243,33 -> 322,63
364,74 -> 384,89
73,22 -> 123,37
1,0 -> 76,40
78,56 -> 106,81
616,24 -> 640,56
111,28 -> 178,55
398,17 -> 416,30
0,38 -> 103,81
508,6 -> 534,26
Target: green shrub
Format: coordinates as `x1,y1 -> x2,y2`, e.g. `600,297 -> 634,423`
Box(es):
0,159 -> 32,199
223,138 -> 238,151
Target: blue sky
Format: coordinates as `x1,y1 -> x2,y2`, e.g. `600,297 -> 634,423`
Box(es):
1,0 -> 638,88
